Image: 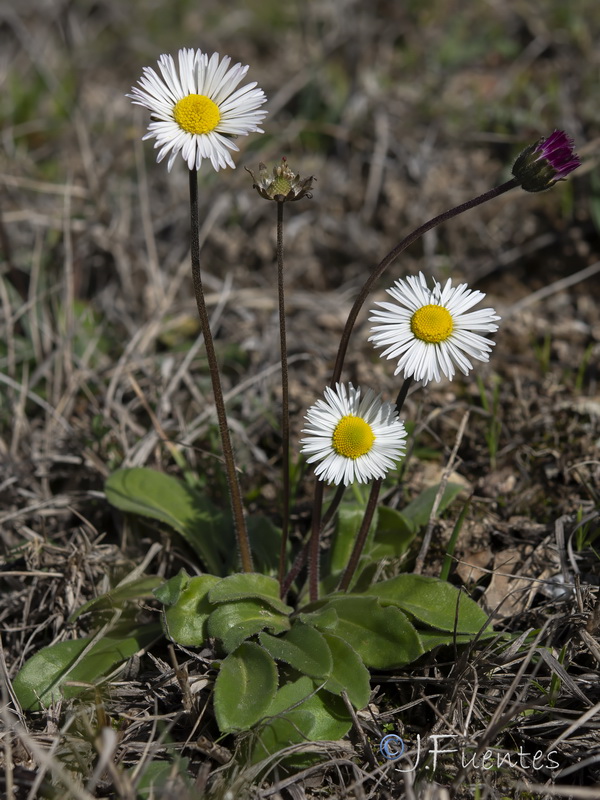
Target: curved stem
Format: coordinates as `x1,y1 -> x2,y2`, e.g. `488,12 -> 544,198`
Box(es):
394,376 -> 413,417
330,179 -> 518,387
314,181 -> 518,547
308,481 -> 325,602
188,169 -> 252,573
280,483 -> 345,599
320,483 -> 346,531
338,478 -> 382,592
276,201 -> 291,589
280,539 -> 308,600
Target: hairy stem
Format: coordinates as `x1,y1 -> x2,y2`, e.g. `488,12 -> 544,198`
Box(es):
281,483 -> 345,599
338,478 -> 381,592
188,168 -> 252,573
276,201 -> 291,589
330,179 -> 518,386
394,376 -> 413,416
308,481 -> 325,602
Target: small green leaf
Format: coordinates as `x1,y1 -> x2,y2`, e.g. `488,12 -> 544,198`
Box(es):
364,574 -> 492,634
312,596 -> 424,669
320,632 -> 371,709
153,569 -> 190,606
133,758 -> 193,799
259,623 -> 332,679
369,505 -> 417,560
214,642 -> 278,732
297,606 -> 339,630
162,574 -> 221,646
208,573 -> 293,615
247,515 -> 285,577
13,624 -> 161,710
70,576 -> 163,622
323,501 -> 380,594
251,675 -> 352,764
329,505 -> 368,574
207,600 -> 290,653
105,468 -> 230,575
401,482 -> 464,532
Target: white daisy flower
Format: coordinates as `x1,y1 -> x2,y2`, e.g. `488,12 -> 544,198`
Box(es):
369,272 -> 500,385
128,48 -> 268,172
300,383 -> 406,486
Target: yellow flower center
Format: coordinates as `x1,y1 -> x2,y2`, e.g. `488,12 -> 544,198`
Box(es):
271,176 -> 292,196
410,304 -> 453,343
332,415 -> 375,459
173,94 -> 221,135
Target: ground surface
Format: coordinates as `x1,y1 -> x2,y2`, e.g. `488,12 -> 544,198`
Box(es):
1,1 -> 599,798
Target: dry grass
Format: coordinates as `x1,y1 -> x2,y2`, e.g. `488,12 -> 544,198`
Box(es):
1,0 -> 600,798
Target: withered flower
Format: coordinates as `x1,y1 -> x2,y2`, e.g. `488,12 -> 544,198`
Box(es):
246,157 -> 314,202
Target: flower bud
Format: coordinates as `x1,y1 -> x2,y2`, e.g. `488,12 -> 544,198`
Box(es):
512,130 -> 580,192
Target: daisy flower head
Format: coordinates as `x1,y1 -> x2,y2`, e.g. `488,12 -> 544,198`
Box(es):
300,383 -> 406,486
369,272 -> 500,386
128,48 -> 268,173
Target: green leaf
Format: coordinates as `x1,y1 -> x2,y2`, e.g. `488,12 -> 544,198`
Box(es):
328,504 -> 368,575
259,623 -> 332,679
401,482 -> 464,532
161,574 -> 221,646
153,569 -> 191,606
369,505 -> 417,560
323,501 -> 380,594
208,573 -> 293,615
207,600 -> 290,653
70,576 -> 163,622
133,757 -> 193,799
105,468 -> 230,575
13,624 -> 161,710
247,515 -> 285,577
418,630 -> 494,651
323,483 -> 465,591
251,675 -> 352,764
297,606 -> 339,630
311,596 -> 424,669
320,632 -> 371,709
214,642 -> 278,732
363,574 -> 492,634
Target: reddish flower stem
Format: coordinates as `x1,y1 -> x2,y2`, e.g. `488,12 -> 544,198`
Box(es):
276,201 -> 291,590
189,169 -> 252,573
330,179 -> 518,387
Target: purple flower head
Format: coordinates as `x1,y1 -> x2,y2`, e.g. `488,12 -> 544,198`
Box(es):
512,130 -> 581,192
534,131 -> 581,178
